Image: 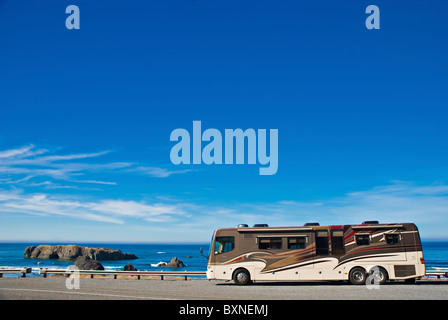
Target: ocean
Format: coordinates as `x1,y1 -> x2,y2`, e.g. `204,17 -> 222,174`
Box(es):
0,243 -> 210,278
0,242 -> 447,277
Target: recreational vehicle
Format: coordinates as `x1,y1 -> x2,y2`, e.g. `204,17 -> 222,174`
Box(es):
206,221 -> 425,285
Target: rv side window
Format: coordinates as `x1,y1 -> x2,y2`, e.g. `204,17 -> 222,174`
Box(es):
258,237 -> 282,250
288,237 -> 307,249
355,234 -> 370,246
331,230 -> 345,255
316,231 -> 329,255
214,236 -> 235,254
386,233 -> 401,245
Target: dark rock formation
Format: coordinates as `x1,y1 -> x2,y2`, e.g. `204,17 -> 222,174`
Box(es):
24,246 -> 36,258
122,264 -> 138,271
75,256 -> 104,270
24,245 -> 138,261
167,257 -> 185,268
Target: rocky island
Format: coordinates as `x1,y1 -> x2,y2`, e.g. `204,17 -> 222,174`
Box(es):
24,245 -> 138,261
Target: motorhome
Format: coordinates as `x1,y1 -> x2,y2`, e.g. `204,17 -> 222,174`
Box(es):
206,221 -> 425,285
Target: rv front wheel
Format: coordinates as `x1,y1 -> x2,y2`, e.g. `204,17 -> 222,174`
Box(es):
349,267 -> 366,285
233,269 -> 250,285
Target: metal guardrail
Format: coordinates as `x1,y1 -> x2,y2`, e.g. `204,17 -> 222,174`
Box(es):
1,266 -> 447,280
0,267 -> 206,280
38,268 -> 207,280
425,270 -> 448,278
0,268 -> 32,278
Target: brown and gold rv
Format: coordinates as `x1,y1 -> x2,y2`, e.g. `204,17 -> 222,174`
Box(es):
206,221 -> 425,285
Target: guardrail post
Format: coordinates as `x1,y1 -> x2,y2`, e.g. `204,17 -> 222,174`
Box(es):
39,268 -> 47,278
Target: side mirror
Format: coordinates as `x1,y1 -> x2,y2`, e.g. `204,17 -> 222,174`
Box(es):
200,247 -> 208,259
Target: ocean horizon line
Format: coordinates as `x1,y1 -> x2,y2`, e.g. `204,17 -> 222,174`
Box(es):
0,241 -> 210,245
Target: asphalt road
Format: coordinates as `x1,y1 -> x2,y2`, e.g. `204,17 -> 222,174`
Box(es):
0,277 -> 447,300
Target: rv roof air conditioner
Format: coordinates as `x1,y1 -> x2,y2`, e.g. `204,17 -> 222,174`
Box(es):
237,224 -> 248,228
304,222 -> 320,226
253,224 -> 269,227
362,221 -> 379,224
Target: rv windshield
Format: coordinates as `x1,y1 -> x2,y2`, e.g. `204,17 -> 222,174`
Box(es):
214,236 -> 235,254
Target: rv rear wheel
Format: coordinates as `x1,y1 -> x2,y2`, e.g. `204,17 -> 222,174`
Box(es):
368,266 -> 388,286
233,268 -> 251,285
349,267 -> 366,285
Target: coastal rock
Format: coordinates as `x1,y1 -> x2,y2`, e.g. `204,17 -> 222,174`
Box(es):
24,245 -> 138,261
167,257 -> 185,268
123,264 -> 138,271
75,256 -> 104,270
24,246 -> 36,258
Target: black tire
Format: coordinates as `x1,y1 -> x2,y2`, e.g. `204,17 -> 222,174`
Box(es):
233,268 -> 251,285
368,266 -> 388,286
349,267 -> 366,285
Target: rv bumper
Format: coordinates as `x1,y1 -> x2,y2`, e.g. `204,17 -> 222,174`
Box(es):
206,265 -> 215,280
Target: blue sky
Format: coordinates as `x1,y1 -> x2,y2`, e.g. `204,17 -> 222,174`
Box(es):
0,0 -> 447,242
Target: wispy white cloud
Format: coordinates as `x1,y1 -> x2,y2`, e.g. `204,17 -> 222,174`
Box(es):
0,144 -> 190,189
0,181 -> 446,241
35,151 -> 110,162
1,146 -> 446,240
91,199 -> 185,222
0,190 -> 185,224
0,144 -> 190,190
69,180 -> 117,186
0,145 -> 117,186
132,166 -> 193,178
0,145 -> 35,159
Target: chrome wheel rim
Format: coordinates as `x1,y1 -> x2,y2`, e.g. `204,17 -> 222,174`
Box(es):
236,272 -> 248,283
372,270 -> 384,282
353,270 -> 364,282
